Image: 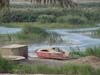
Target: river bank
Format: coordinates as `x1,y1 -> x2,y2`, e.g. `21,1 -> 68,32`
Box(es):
0,25 -> 100,57
0,55 -> 100,74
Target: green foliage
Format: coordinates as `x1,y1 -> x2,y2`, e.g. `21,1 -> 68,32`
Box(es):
66,16 -> 87,25
16,25 -> 49,43
71,51 -> 86,58
80,3 -> 100,8
12,64 -> 99,75
84,10 -> 100,22
37,15 -> 56,23
0,56 -> 100,74
86,47 -> 100,58
57,15 -> 87,24
0,56 -> 16,73
1,7 -> 100,25
57,16 -> 68,23
71,47 -> 100,58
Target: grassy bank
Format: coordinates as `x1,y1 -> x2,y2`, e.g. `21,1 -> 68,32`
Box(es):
71,47 -> 100,58
0,25 -> 61,44
13,64 -> 100,74
0,56 -> 100,74
1,22 -> 95,29
0,56 -> 16,73
1,6 -> 100,28
0,46 -> 100,74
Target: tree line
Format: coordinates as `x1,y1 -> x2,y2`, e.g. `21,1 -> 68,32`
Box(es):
0,0 -> 77,8
30,0 -> 77,7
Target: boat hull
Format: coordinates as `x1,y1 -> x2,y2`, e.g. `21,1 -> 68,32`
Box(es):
36,52 -> 67,60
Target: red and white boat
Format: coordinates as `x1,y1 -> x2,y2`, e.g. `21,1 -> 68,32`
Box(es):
35,47 -> 70,60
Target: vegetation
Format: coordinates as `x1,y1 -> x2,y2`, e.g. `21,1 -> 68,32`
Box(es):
0,0 -> 9,8
0,45 -> 100,74
71,47 -> 100,58
10,0 -> 77,8
15,25 -> 49,43
0,56 -> 100,74
0,25 -> 62,44
1,22 -> 94,29
0,56 -> 16,73
1,7 -> 100,26
57,15 -> 87,25
80,2 -> 100,8
37,15 -> 56,23
13,64 -> 99,75
0,1 -> 100,75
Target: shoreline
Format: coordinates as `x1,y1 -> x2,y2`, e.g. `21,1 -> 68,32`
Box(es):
18,56 -> 100,69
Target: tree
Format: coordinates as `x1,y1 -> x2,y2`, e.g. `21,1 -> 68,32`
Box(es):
0,0 -> 9,8
0,0 -> 9,22
33,0 -> 77,7
58,0 -> 77,8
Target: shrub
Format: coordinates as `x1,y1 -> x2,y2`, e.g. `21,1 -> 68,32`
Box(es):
67,15 -> 87,24
86,47 -> 100,58
37,15 -> 56,23
16,26 -> 49,43
1,7 -> 100,24
71,47 -> 100,58
0,56 -> 15,73
57,16 -> 68,23
84,10 -> 100,22
57,15 -> 87,24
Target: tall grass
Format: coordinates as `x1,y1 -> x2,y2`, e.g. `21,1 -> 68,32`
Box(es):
57,15 -> 87,25
14,25 -> 49,43
1,7 -> 100,26
0,55 -> 100,74
37,15 -> 56,23
71,47 -> 100,58
12,64 -> 100,75
0,56 -> 16,73
85,47 -> 100,58
13,25 -> 62,44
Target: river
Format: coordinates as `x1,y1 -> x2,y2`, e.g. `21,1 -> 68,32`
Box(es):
0,26 -> 100,57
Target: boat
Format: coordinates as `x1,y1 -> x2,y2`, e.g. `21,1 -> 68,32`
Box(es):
35,47 -> 70,60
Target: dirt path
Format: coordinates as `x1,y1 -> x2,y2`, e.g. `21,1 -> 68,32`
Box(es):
20,56 -> 100,69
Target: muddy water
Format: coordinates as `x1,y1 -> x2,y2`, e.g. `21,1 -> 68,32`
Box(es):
0,26 -> 100,57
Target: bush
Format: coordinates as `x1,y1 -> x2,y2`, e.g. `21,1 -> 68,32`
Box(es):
67,15 -> 87,24
0,56 -> 99,74
0,56 -> 15,73
57,15 -> 87,24
71,47 -> 100,58
86,47 -> 100,58
1,10 -> 37,22
1,7 -> 100,24
84,10 -> 100,22
16,26 -> 49,43
57,16 -> 68,23
37,15 -> 56,23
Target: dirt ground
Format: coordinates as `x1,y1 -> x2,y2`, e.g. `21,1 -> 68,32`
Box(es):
20,56 -> 100,69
